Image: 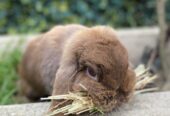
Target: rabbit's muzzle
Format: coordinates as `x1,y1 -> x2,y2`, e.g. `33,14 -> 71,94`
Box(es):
72,81 -> 119,112
88,86 -> 118,112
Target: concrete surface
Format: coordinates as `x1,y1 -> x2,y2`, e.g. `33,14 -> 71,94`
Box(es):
0,91 -> 170,116
0,27 -> 159,65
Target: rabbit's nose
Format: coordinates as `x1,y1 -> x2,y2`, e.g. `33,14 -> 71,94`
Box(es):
72,84 -> 86,92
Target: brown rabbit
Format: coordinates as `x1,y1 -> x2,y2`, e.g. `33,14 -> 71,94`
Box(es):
19,24 -> 136,115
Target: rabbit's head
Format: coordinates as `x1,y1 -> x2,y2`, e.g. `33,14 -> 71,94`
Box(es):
51,26 -> 136,112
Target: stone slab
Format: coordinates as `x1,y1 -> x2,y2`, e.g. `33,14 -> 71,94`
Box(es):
0,92 -> 170,116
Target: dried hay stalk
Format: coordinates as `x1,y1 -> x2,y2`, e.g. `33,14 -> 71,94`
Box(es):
42,64 -> 157,116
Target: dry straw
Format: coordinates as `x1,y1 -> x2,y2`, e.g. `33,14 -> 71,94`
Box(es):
41,64 -> 158,116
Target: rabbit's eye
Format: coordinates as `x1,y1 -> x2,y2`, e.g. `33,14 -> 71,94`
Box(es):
86,66 -> 98,81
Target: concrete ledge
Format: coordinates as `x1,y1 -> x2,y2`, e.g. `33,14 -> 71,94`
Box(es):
0,91 -> 170,116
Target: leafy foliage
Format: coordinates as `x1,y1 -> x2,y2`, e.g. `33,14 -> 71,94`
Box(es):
0,0 -> 170,34
0,40 -> 22,104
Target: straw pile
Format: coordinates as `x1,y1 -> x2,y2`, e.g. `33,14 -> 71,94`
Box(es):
42,64 -> 157,116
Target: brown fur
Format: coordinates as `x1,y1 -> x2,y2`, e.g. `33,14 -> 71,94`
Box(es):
19,24 -> 136,115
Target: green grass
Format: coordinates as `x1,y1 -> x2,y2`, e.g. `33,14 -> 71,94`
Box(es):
0,40 -> 23,105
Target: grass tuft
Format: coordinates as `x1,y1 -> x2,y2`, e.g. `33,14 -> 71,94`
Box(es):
0,39 -> 23,104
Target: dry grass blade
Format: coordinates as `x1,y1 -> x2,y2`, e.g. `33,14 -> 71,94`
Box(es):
135,64 -> 158,93
42,64 -> 158,116
135,64 -> 149,77
135,87 -> 158,95
41,92 -> 95,116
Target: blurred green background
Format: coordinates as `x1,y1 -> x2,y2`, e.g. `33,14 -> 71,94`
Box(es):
0,0 -> 170,105
0,0 -> 170,34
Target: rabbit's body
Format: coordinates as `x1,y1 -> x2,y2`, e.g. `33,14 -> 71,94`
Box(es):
19,24 -> 136,114
19,24 -> 86,99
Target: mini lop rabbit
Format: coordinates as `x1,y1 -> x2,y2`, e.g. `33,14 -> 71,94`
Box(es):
19,24 -> 136,115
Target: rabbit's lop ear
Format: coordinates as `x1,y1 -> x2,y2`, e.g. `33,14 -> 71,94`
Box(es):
51,38 -> 82,96
50,39 -> 81,111
52,54 -> 76,95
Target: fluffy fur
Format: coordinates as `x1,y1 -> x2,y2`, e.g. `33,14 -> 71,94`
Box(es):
19,24 -> 136,115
